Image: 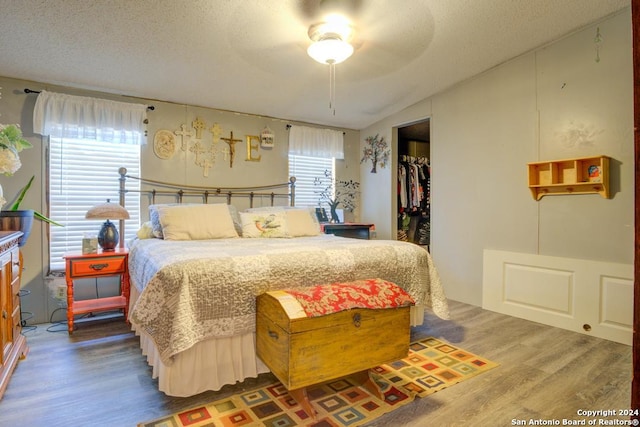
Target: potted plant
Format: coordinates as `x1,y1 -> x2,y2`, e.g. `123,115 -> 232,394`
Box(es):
0,124 -> 61,246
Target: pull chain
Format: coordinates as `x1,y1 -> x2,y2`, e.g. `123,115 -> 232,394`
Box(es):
328,61 -> 336,116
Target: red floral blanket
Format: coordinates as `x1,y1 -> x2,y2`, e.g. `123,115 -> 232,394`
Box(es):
283,278 -> 415,318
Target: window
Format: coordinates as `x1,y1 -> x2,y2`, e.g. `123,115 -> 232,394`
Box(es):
32,90 -> 147,271
48,137 -> 140,271
288,154 -> 334,210
286,124 -> 342,213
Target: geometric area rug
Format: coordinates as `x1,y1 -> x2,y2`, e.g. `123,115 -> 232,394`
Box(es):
138,337 -> 498,427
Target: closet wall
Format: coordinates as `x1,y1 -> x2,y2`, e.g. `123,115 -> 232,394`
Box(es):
397,121 -> 430,248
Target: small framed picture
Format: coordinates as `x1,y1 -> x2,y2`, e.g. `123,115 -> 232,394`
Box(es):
82,237 -> 98,254
315,208 -> 329,223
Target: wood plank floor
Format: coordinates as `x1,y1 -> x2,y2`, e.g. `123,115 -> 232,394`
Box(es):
0,300 -> 632,427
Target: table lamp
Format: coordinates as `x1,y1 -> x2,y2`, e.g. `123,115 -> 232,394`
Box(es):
85,199 -> 130,251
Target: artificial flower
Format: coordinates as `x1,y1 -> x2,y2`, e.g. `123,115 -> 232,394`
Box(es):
0,124 -> 32,176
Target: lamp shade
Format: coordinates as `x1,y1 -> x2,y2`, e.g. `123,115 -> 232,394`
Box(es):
85,199 -> 129,251
85,199 -> 130,221
307,37 -> 354,65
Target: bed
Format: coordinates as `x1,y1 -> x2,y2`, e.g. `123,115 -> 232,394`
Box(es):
119,168 -> 449,397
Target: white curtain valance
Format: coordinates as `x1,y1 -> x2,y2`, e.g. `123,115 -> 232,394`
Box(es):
33,90 -> 148,145
288,125 -> 344,159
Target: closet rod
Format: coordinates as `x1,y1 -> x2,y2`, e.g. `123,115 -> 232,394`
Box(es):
23,88 -> 155,111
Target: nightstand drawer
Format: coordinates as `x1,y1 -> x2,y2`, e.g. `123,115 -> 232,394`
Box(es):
69,256 -> 126,277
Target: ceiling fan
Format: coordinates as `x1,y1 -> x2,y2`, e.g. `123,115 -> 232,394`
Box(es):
301,0 -> 434,74
225,0 -> 434,81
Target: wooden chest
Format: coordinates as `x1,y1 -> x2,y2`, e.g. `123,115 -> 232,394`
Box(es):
256,286 -> 411,391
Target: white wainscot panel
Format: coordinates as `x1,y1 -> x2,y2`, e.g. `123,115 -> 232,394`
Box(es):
600,276 -> 633,331
483,250 -> 632,345
503,264 -> 573,315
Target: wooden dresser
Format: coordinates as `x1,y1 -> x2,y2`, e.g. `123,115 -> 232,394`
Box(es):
0,231 -> 28,399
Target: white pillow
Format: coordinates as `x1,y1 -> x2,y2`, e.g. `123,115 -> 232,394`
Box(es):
243,206 -> 286,213
157,204 -> 239,240
285,209 -> 321,237
150,203 -> 242,238
240,211 -> 288,238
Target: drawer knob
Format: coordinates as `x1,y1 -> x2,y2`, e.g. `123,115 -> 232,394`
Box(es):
1,310 -> 6,319
268,330 -> 279,340
89,263 -> 109,271
352,313 -> 361,328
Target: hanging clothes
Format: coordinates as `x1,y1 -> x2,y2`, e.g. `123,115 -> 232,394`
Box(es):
398,155 -> 430,245
398,163 -> 408,209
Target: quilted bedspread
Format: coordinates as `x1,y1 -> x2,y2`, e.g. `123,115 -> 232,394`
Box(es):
128,234 -> 449,365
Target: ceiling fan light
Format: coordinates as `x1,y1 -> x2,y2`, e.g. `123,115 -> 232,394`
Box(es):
314,15 -> 353,42
307,38 -> 354,64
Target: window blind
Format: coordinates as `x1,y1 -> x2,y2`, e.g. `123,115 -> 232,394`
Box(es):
48,137 -> 140,271
288,154 -> 334,210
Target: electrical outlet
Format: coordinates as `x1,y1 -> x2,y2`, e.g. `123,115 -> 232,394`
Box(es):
55,285 -> 66,300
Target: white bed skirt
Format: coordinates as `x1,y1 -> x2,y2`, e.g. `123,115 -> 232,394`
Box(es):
129,286 -> 424,397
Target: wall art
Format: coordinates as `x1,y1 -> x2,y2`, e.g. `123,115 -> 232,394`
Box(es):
153,130 -> 176,159
361,134 -> 390,173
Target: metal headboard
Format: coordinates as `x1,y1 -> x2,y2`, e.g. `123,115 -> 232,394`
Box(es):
117,167 -> 296,247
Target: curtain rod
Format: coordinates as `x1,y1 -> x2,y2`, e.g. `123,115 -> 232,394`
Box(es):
286,123 -> 345,135
23,88 -> 155,111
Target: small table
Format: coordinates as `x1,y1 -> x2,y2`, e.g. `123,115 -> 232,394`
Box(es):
321,223 -> 374,240
63,248 -> 130,334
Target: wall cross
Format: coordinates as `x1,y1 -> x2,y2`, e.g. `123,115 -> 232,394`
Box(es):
210,123 -> 222,144
221,131 -> 242,168
175,124 -> 193,151
192,117 -> 206,139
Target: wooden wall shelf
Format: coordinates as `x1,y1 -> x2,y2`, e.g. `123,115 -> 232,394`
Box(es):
527,155 -> 610,200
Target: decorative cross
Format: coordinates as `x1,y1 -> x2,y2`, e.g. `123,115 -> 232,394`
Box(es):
210,123 -> 222,144
220,131 -> 242,168
192,117 -> 206,140
174,124 -> 193,151
189,140 -> 216,177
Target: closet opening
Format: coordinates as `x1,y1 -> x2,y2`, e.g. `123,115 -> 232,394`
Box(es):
397,119 -> 430,250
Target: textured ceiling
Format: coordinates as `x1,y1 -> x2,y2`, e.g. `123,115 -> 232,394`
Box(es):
0,0 -> 630,130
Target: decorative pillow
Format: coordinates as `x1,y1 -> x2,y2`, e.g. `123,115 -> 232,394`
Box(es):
157,204 -> 239,240
285,209 -> 321,237
282,278 -> 415,318
240,211 -> 288,238
226,204 -> 243,236
148,204 -> 166,238
136,221 -> 155,239
149,203 -> 242,238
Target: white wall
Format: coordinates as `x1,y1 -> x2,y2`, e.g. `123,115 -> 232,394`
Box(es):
0,77 -> 360,323
360,8 -> 633,306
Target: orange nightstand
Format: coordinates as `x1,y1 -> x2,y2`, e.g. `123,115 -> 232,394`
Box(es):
63,248 -> 130,334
